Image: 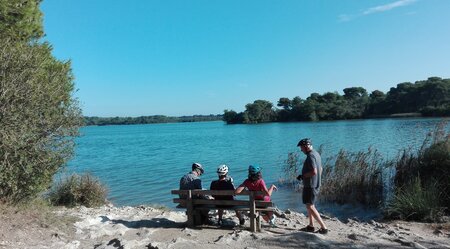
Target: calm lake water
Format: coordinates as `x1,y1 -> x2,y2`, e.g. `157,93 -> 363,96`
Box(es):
67,118 -> 448,219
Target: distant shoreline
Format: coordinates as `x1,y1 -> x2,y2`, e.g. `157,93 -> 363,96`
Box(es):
83,113 -> 449,127
84,114 -> 224,126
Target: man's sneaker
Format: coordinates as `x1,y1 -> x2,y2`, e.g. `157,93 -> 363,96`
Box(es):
300,225 -> 315,232
318,228 -> 328,234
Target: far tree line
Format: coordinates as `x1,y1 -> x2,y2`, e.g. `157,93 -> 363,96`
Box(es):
223,77 -> 450,124
84,114 -> 223,126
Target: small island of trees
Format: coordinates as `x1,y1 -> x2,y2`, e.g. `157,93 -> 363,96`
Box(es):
223,77 -> 450,124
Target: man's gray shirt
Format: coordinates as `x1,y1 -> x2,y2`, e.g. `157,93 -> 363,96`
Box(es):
180,171 -> 202,190
301,149 -> 322,190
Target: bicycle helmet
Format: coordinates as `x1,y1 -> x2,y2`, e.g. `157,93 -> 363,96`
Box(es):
297,138 -> 312,147
192,162 -> 204,174
217,164 -> 229,176
248,165 -> 261,175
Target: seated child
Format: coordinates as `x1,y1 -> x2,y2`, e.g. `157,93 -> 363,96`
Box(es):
235,165 -> 277,226
210,164 -> 245,226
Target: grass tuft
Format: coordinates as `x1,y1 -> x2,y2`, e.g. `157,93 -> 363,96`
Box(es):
385,177 -> 445,221
47,172 -> 108,208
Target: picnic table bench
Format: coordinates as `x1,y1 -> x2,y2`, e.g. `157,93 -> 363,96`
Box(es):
171,189 -> 275,232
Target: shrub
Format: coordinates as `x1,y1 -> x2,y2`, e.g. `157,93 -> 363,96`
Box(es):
385,177 -> 445,221
48,173 -> 108,207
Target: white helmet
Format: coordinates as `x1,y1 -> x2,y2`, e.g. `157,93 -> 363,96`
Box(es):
217,164 -> 229,176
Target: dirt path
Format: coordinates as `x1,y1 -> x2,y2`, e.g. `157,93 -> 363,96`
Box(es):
1,204 -> 449,249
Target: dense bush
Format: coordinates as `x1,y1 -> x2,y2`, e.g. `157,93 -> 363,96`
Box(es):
0,39 -> 82,203
0,0 -> 82,203
48,173 -> 108,208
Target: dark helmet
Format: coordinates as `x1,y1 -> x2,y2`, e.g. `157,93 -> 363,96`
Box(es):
192,163 -> 204,174
297,138 -> 312,147
248,165 -> 261,175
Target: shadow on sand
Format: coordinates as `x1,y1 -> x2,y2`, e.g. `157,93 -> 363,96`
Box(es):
102,216 -> 185,229
262,231 -> 408,249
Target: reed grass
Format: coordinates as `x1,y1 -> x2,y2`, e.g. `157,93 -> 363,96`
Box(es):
278,151 -> 302,191
279,146 -> 385,207
320,147 -> 385,207
387,120 -> 449,221
279,120 -> 449,222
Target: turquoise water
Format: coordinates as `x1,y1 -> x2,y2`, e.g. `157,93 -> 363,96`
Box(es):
67,118 -> 448,218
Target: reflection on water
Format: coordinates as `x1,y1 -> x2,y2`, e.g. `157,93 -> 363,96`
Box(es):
68,118 -> 448,219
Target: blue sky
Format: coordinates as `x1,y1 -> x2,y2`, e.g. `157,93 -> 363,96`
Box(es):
41,0 -> 450,117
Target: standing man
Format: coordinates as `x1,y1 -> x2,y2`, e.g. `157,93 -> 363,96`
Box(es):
297,138 -> 328,234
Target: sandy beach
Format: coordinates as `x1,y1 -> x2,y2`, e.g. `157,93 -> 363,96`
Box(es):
1,204 -> 449,249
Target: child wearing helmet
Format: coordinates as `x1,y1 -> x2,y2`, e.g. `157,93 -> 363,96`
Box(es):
235,165 -> 277,227
210,164 -> 245,226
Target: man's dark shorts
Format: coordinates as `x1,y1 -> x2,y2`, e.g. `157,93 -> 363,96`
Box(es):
302,187 -> 318,205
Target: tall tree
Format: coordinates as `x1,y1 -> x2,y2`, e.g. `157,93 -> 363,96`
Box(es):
223,109 -> 244,124
277,97 -> 292,111
367,90 -> 387,115
243,100 -> 276,123
0,0 -> 44,41
276,97 -> 292,122
0,0 -> 83,202
343,87 -> 369,118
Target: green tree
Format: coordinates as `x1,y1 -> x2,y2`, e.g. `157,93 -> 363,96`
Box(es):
0,0 -> 44,41
276,97 -> 292,122
418,78 -> 450,108
0,0 -> 83,203
277,97 -> 292,110
243,100 -> 276,123
366,90 -> 387,115
343,87 -> 369,118
384,82 -> 418,113
223,109 -> 244,124
288,96 -> 303,121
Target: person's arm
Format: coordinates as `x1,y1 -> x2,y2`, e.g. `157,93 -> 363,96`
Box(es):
303,166 -> 317,178
260,179 -> 277,196
302,156 -> 317,178
235,184 -> 245,194
267,184 -> 277,196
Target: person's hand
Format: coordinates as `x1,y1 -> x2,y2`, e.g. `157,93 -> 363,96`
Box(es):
296,174 -> 303,181
271,185 -> 278,191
